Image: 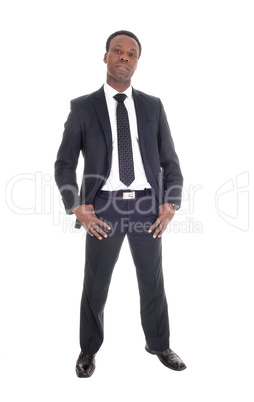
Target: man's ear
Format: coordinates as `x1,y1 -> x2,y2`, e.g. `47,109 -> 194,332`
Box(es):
103,53 -> 107,64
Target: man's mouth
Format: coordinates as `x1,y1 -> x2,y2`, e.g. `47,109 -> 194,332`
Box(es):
115,64 -> 129,71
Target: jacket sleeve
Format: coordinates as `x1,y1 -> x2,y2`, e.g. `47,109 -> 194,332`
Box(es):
54,101 -> 83,214
158,99 -> 183,207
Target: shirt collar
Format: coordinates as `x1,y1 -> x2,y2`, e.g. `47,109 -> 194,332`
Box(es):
104,82 -> 133,100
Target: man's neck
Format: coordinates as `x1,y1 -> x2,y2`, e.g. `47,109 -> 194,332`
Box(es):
106,78 -> 131,93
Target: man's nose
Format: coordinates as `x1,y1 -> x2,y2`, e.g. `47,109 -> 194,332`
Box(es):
119,54 -> 129,62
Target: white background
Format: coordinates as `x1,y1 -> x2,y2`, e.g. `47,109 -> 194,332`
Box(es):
1,0 -> 253,400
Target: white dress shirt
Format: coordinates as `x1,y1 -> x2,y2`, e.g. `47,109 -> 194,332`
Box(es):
102,83 -> 151,191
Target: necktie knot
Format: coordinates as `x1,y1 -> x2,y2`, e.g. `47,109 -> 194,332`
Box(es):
114,93 -> 127,103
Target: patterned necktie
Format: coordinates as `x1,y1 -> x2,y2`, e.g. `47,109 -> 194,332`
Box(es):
114,93 -> 135,187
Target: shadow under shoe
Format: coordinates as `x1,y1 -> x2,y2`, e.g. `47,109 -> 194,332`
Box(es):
76,351 -> 96,378
145,344 -> 186,371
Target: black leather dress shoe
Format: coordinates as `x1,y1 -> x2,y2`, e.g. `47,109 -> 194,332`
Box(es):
145,345 -> 186,371
76,351 -> 96,378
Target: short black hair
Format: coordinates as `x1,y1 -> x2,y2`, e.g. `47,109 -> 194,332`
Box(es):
106,30 -> 142,58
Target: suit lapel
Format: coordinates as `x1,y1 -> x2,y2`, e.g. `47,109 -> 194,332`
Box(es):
133,88 -> 158,192
132,88 -> 148,159
93,86 -> 112,158
93,87 -> 149,169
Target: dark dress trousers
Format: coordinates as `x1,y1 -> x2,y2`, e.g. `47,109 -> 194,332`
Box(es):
55,86 -> 183,354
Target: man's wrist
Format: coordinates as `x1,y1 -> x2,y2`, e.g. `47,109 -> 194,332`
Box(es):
159,203 -> 175,214
72,204 -> 82,213
72,204 -> 94,213
170,203 -> 180,211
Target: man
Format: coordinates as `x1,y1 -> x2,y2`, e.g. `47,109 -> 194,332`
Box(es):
55,30 -> 186,378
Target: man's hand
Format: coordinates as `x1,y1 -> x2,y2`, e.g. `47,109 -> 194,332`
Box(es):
148,203 -> 175,238
72,204 -> 111,240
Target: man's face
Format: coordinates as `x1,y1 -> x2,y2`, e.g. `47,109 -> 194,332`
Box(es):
104,35 -> 139,88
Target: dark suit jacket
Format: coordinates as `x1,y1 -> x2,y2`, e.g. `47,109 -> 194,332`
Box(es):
54,86 -> 183,228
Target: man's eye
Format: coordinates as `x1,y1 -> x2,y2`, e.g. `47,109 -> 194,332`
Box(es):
115,49 -> 121,53
130,53 -> 136,58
